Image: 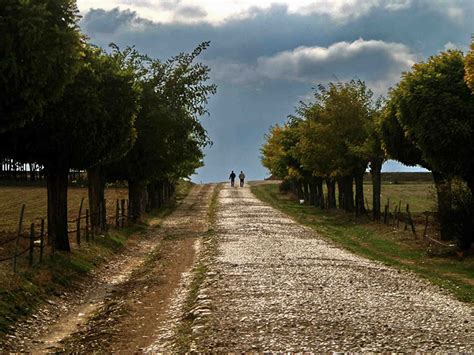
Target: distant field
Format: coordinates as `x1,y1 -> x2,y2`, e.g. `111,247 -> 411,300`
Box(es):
0,186 -> 128,233
364,172 -> 433,184
365,182 -> 435,214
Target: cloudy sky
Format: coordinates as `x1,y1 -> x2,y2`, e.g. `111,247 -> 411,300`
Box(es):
77,0 -> 474,182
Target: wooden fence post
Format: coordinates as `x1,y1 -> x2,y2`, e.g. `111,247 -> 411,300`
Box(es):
383,204 -> 388,224
85,209 -> 90,242
39,219 -> 45,263
115,199 -> 120,227
13,204 -> 26,273
127,199 -> 131,226
76,198 -> 84,246
120,199 -> 126,228
392,205 -> 397,227
406,204 -> 416,237
397,200 -> 401,228
423,214 -> 429,240
103,198 -> 107,231
29,223 -> 35,267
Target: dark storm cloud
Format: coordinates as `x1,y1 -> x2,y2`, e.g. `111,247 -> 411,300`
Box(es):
79,2 -> 473,181
81,7 -> 151,34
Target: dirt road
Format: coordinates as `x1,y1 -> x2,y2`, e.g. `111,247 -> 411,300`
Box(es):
2,183 -> 214,353
189,184 -> 473,352
3,183 -> 473,352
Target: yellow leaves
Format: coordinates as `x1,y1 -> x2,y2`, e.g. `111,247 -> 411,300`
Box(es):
465,37 -> 474,92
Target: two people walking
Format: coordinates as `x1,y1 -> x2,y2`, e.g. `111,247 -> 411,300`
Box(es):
229,170 -> 245,187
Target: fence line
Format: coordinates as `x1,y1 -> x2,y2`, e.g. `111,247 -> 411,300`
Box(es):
0,198 -> 132,273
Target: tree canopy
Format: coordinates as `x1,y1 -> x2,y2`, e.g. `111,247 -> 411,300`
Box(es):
0,0 -> 81,132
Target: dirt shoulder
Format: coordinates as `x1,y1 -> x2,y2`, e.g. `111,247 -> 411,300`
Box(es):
1,183 -> 214,353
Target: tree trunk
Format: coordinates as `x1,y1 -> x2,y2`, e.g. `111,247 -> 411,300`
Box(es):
337,178 -> 344,209
316,178 -> 325,209
326,179 -> 336,209
432,171 -> 452,240
46,165 -> 70,252
296,181 -> 303,200
342,175 -> 354,212
310,179 -> 319,207
87,166 -> 106,231
148,180 -> 163,210
303,181 -> 310,204
371,159 -> 382,220
128,180 -> 147,222
354,171 -> 365,216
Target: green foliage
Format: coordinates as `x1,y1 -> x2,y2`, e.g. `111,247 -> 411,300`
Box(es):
393,50 -> 474,185
0,0 -> 81,132
109,42 -> 216,184
465,36 -> 474,92
1,44 -> 140,170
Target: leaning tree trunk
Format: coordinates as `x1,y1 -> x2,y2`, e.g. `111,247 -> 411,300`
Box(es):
128,179 -> 147,222
342,175 -> 354,212
326,179 -> 336,209
432,171 -> 452,241
46,164 -> 70,252
370,159 -> 382,221
354,171 -> 365,216
87,166 -> 106,231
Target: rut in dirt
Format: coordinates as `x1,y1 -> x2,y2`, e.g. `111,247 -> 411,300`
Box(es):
2,183 -> 214,353
189,184 -> 473,352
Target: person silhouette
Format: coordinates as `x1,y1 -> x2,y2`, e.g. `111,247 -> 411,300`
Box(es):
239,170 -> 245,187
229,170 -> 236,187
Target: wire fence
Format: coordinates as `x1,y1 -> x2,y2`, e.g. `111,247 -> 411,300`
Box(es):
379,198 -> 456,249
0,198 -> 132,274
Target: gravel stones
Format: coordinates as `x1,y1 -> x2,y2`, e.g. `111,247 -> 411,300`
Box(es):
192,184 -> 473,352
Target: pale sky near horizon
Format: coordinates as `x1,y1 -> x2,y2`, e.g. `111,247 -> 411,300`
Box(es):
76,0 -> 474,182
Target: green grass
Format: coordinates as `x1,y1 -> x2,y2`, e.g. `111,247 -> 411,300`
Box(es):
251,182 -> 474,303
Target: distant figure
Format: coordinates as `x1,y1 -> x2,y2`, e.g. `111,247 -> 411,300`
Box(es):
229,170 -> 236,187
239,171 -> 246,187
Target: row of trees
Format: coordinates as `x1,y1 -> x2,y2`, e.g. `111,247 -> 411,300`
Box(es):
0,1 -> 216,251
262,44 -> 474,250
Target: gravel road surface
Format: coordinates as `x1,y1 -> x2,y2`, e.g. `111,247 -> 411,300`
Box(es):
191,184 -> 473,352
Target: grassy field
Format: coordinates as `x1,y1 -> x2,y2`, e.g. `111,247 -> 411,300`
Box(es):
0,186 -> 128,233
364,182 -> 435,214
251,182 -> 473,303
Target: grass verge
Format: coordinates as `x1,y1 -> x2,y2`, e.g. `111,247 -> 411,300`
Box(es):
174,183 -> 221,352
251,182 -> 474,303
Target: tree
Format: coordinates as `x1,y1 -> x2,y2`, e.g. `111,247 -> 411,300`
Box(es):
86,45 -> 141,231
108,42 -> 216,221
465,36 -> 474,92
0,0 -> 81,132
294,81 -> 374,213
394,50 -> 474,194
0,45 -> 139,251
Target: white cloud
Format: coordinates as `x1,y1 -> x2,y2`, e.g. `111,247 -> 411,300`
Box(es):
208,39 -> 418,96
77,0 -> 414,24
256,39 -> 416,86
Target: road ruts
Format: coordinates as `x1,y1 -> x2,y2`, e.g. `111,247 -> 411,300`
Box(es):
191,184 -> 473,352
